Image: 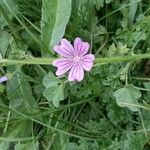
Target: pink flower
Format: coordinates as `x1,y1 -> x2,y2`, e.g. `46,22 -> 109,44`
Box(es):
0,76 -> 8,84
52,37 -> 95,81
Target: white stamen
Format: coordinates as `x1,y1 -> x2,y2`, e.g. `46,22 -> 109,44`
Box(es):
74,56 -> 80,62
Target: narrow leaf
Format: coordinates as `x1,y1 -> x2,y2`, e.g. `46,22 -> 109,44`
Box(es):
128,0 -> 138,25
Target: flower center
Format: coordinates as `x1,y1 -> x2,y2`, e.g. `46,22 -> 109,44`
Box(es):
74,56 -> 80,62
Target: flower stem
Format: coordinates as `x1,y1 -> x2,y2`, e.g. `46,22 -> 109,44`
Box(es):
1,53 -> 150,66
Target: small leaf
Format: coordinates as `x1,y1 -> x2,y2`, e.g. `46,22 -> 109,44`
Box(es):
113,84 -> 141,111
42,72 -> 64,107
105,0 -> 113,4
43,71 -> 61,87
43,84 -> 64,107
15,141 -> 39,150
128,0 -> 138,25
0,30 -> 12,57
143,82 -> 150,90
121,133 -> 146,150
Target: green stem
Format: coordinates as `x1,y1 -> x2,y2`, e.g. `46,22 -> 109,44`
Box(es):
1,58 -> 55,66
95,54 -> 150,64
1,53 -> 150,66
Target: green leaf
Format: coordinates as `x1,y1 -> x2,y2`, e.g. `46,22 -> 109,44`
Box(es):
43,84 -> 64,107
108,133 -> 146,150
6,66 -> 37,113
0,0 -> 19,20
0,120 -> 33,149
42,72 -> 64,107
41,0 -> 72,55
15,141 -> 39,150
113,84 -> 141,111
63,140 -> 99,150
121,133 -> 146,150
0,30 -> 12,58
94,0 -> 104,10
21,30 -> 40,51
105,0 -> 113,4
128,0 -> 138,25
143,82 -> 150,90
0,15 -> 7,29
106,103 -> 125,125
0,142 -> 9,150
42,71 -> 61,87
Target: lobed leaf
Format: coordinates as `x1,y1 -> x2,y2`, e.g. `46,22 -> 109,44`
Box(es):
42,72 -> 64,107
113,84 -> 141,111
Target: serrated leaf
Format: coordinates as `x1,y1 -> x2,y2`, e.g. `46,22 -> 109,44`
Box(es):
63,139 -> 99,150
113,84 -> 141,111
94,0 -> 104,10
121,133 -> 146,150
106,103 -> 125,125
108,133 -> 146,150
41,0 -> 72,55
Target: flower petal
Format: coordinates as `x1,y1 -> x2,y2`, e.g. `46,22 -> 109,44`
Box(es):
52,58 -> 74,76
81,54 -> 95,62
74,37 -> 90,56
80,54 -> 95,71
54,38 -> 75,57
0,76 -> 8,83
68,63 -> 84,81
81,61 -> 94,71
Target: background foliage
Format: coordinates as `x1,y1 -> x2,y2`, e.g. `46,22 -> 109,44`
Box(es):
0,0 -> 150,149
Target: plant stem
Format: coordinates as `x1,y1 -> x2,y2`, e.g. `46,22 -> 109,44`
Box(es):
1,58 -> 55,66
95,53 -> 150,64
1,53 -> 150,66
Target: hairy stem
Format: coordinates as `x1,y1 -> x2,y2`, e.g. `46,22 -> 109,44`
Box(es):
1,53 -> 150,66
